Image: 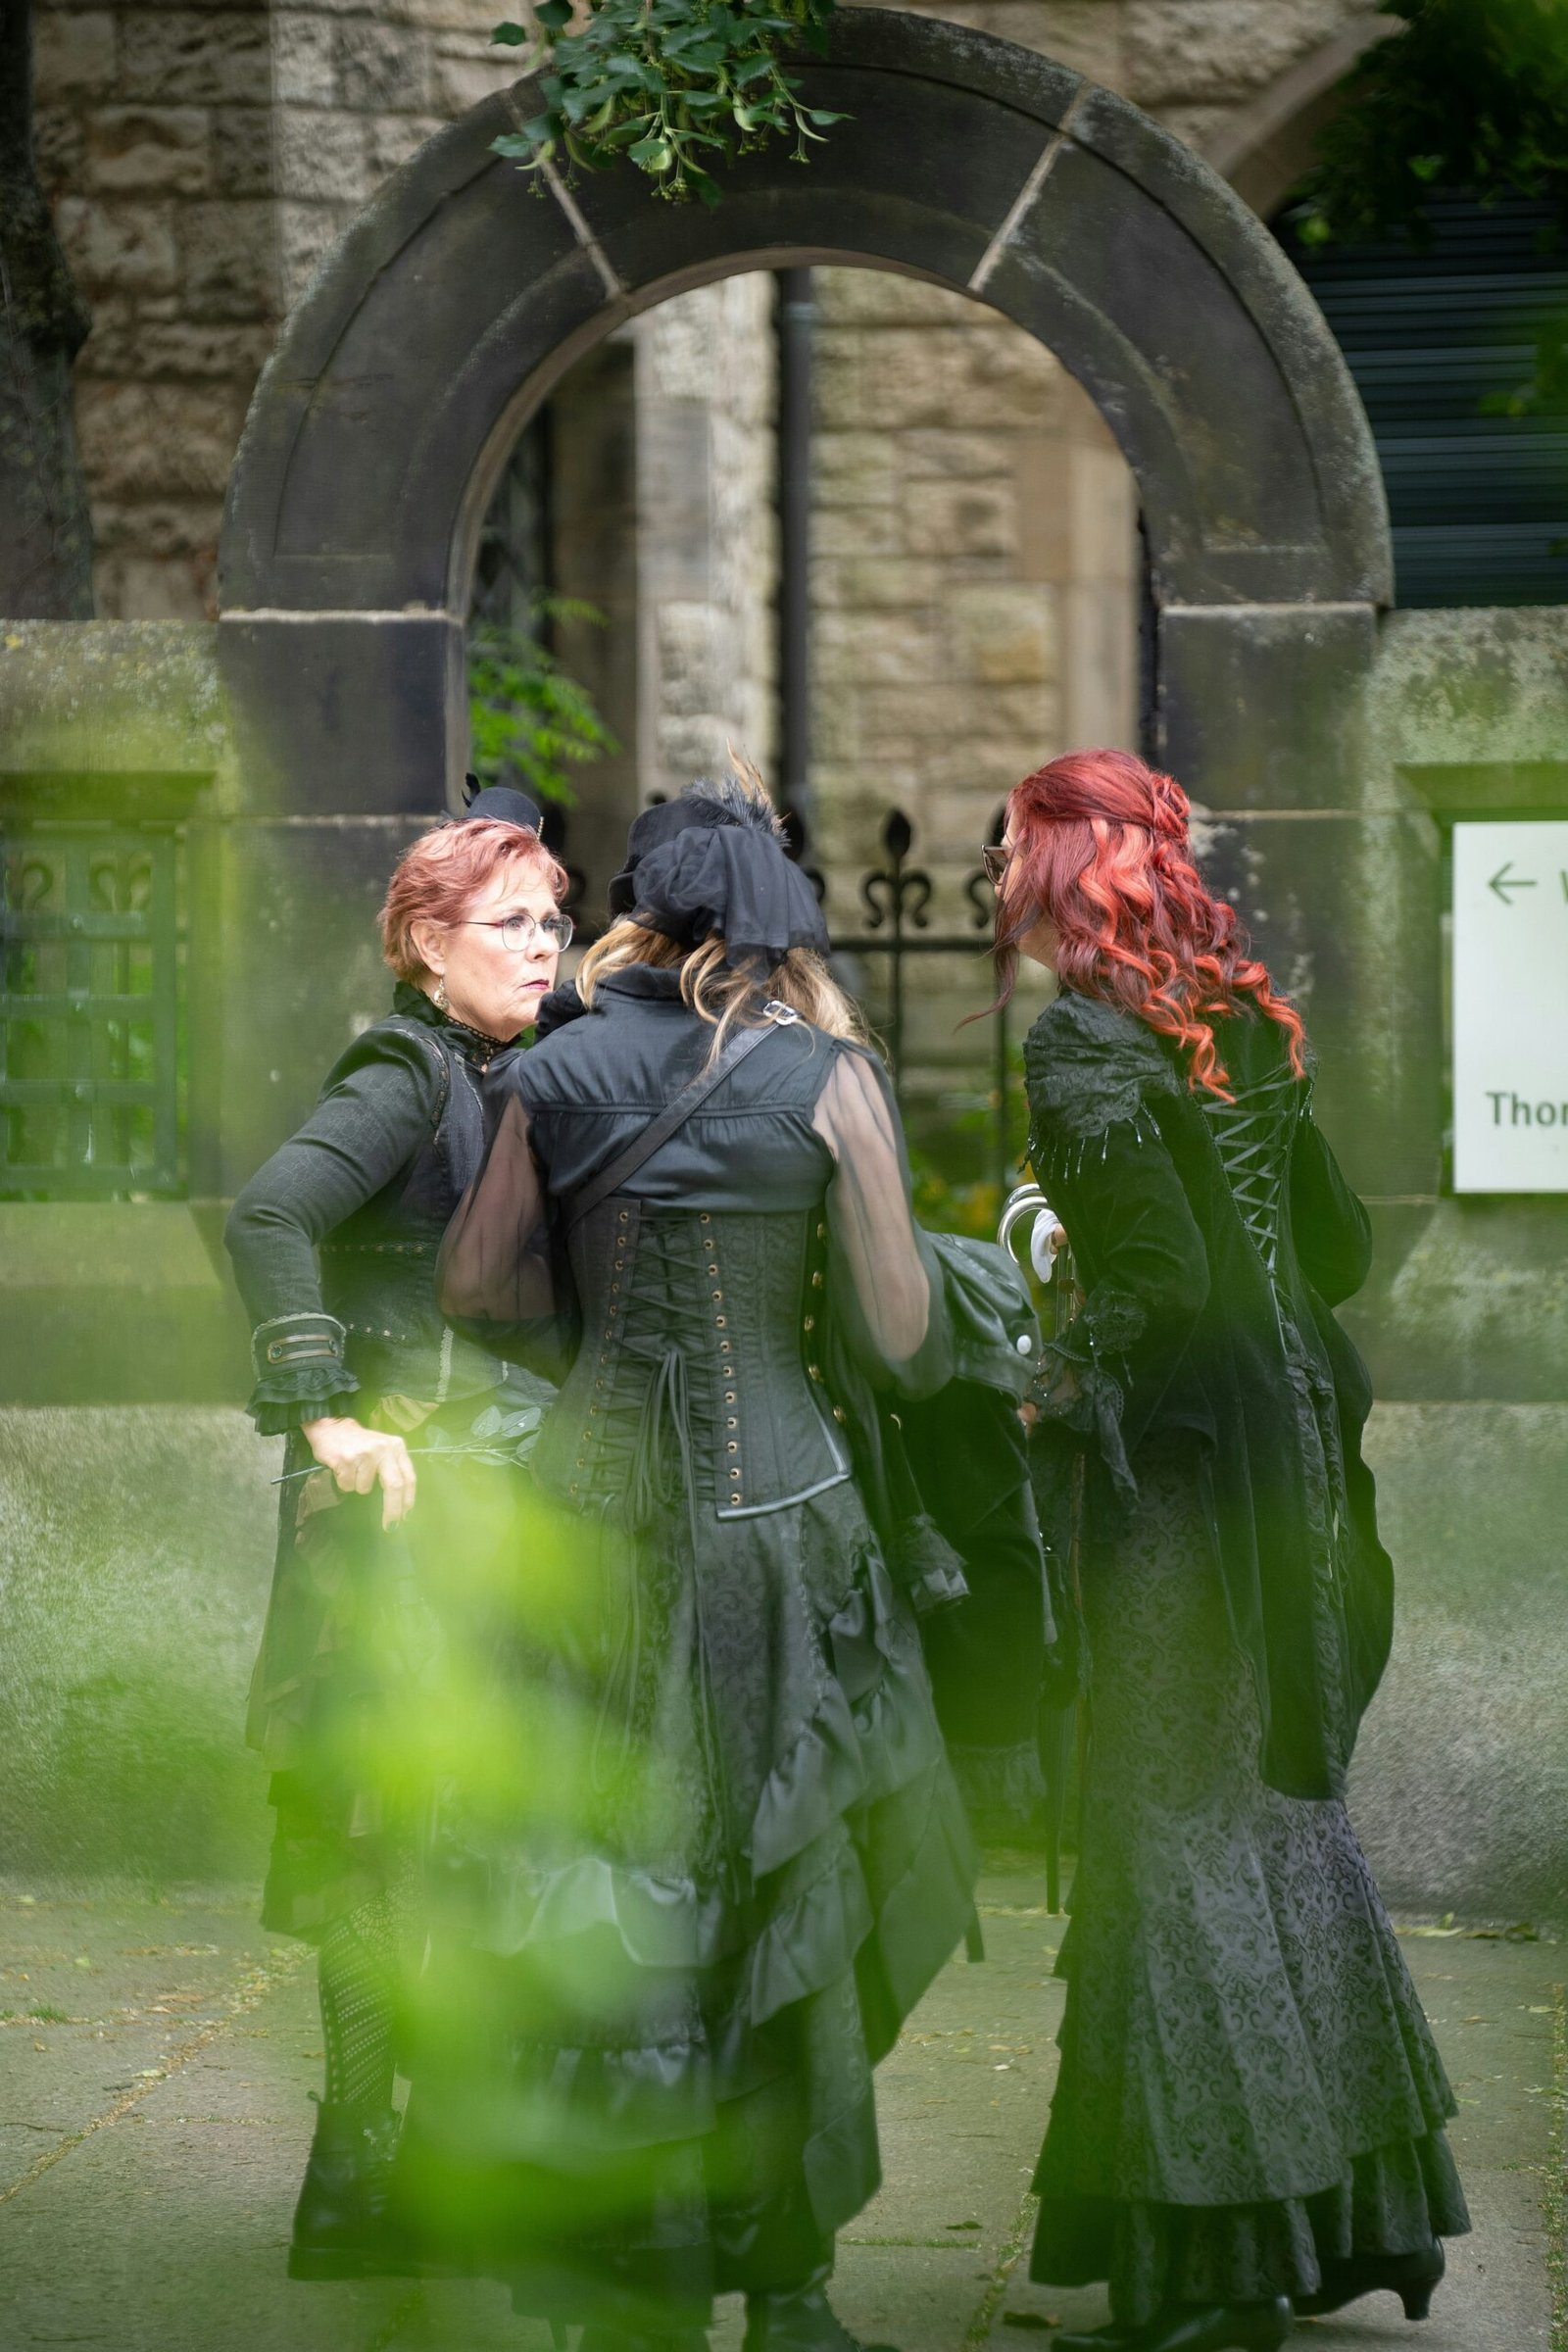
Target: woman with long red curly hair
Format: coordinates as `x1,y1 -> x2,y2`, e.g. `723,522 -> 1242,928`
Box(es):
995,752 -> 1468,2352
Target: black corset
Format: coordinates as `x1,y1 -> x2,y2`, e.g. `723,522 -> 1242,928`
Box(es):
531,1202 -> 853,1523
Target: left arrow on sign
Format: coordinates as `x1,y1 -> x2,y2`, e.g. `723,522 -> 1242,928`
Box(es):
1489,861 -> 1538,904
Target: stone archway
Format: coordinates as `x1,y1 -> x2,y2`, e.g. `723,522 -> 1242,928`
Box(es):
212,8 -> 1392,1184
220,11 -> 1388,620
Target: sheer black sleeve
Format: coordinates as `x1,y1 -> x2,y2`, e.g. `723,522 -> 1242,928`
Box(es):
437,1089 -> 576,1379
223,1031 -> 441,1429
1289,1106 -> 1373,1307
811,1047 -> 954,1399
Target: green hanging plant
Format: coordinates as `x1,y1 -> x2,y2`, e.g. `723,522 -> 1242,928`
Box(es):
467,596 -> 617,806
1292,0 -> 1568,414
1296,0 -> 1568,251
490,0 -> 845,208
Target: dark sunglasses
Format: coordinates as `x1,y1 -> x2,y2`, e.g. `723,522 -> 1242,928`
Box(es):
981,844 -> 1010,887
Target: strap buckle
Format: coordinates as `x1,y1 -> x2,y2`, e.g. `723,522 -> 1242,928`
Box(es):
762,1000 -> 802,1024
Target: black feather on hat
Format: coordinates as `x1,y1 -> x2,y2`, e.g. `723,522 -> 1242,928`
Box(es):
609,775 -> 828,974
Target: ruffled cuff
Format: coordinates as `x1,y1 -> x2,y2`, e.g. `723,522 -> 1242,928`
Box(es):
245,1313 -> 359,1433
251,1379 -> 361,1437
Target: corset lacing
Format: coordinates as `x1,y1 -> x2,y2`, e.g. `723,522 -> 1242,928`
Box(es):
600,1336 -> 735,1880
1200,1064 -> 1299,1277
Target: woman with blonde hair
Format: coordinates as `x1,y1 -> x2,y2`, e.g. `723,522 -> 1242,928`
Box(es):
224,787 -> 570,2280
416,773 -> 979,2352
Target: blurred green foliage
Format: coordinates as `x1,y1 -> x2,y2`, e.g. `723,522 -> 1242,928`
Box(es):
904,1037 -> 1034,1243
1298,0 -> 1568,414
467,595 -> 617,806
489,0 -> 845,206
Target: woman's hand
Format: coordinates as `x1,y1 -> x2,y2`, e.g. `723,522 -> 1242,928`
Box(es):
301,1416 -> 416,1530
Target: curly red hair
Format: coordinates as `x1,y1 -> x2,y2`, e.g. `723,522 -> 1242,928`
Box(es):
995,749 -> 1304,1100
379,817 -> 568,984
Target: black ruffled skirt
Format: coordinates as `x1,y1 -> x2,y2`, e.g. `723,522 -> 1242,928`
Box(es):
396,1476 -> 977,2325
1029,1439 -> 1469,2328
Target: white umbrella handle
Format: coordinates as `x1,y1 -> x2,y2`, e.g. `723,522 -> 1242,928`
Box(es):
998,1182 -> 1060,1282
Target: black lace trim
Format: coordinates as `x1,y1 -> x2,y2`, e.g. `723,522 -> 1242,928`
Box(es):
1023,990 -> 1182,1141
390,979 -> 514,1063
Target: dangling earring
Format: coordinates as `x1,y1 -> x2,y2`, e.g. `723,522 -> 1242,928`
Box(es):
432,974 -> 449,1012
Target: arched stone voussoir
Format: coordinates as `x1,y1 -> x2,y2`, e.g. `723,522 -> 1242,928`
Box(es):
219,7 -> 1391,618
977,82 -> 1393,606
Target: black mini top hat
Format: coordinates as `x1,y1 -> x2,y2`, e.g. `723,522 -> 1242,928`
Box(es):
609,777 -> 828,973
461,774 -> 543,833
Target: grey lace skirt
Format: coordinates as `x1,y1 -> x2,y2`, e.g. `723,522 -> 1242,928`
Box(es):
1029,1438 -> 1469,2326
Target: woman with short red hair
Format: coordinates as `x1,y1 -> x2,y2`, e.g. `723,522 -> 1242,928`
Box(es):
224,790 -> 571,2281
995,752 -> 1467,2352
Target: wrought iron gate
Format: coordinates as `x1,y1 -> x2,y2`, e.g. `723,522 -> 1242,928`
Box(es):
0,825 -> 184,1199
545,800 -> 1024,1213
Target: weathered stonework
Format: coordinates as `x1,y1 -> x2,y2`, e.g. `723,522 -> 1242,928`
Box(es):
32,0 -> 1388,628
634,275 -> 779,799
786,0 -> 1384,1102
851,0 -> 1379,128
807,269 -> 1136,1094
33,0 -> 519,619
28,0 -> 1390,895
13,10 -> 1568,1919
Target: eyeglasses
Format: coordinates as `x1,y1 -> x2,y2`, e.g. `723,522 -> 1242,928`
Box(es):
981,845 -> 1010,888
460,911 -> 574,953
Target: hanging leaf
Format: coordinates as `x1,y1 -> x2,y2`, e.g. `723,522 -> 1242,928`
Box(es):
467,600 -> 618,807
487,0 -> 846,200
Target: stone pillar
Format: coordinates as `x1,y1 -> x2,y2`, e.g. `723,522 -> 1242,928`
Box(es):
1156,601 -> 1434,1205
211,612 -> 463,1191
806,268 -> 1139,1099
633,274 -> 779,803
548,333 -> 642,917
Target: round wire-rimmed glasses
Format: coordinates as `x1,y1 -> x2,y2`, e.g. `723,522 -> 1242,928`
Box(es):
460,911 -> 575,952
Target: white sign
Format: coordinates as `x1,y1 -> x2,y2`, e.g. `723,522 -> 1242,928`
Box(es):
1452,819 -> 1568,1193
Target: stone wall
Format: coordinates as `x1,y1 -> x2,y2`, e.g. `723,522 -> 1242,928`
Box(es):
31,0 -> 518,621
808,270 -> 1136,973
634,276 -> 780,801
3,1396 -> 1561,1918
30,0 -> 1389,631
1352,1403 -> 1568,1924
803,0 -> 1385,1093
852,0 -> 1382,157
29,0 -> 1391,854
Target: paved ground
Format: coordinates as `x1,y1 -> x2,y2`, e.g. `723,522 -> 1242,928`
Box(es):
0,1861 -> 1560,2352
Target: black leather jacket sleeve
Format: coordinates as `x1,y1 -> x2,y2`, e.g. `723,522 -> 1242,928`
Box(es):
224,1031 -> 443,1426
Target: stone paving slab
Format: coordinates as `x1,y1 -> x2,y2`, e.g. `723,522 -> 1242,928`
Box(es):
0,1870 -> 1560,2352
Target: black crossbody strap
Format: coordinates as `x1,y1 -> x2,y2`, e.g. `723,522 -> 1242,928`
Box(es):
564,1004 -> 799,1232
